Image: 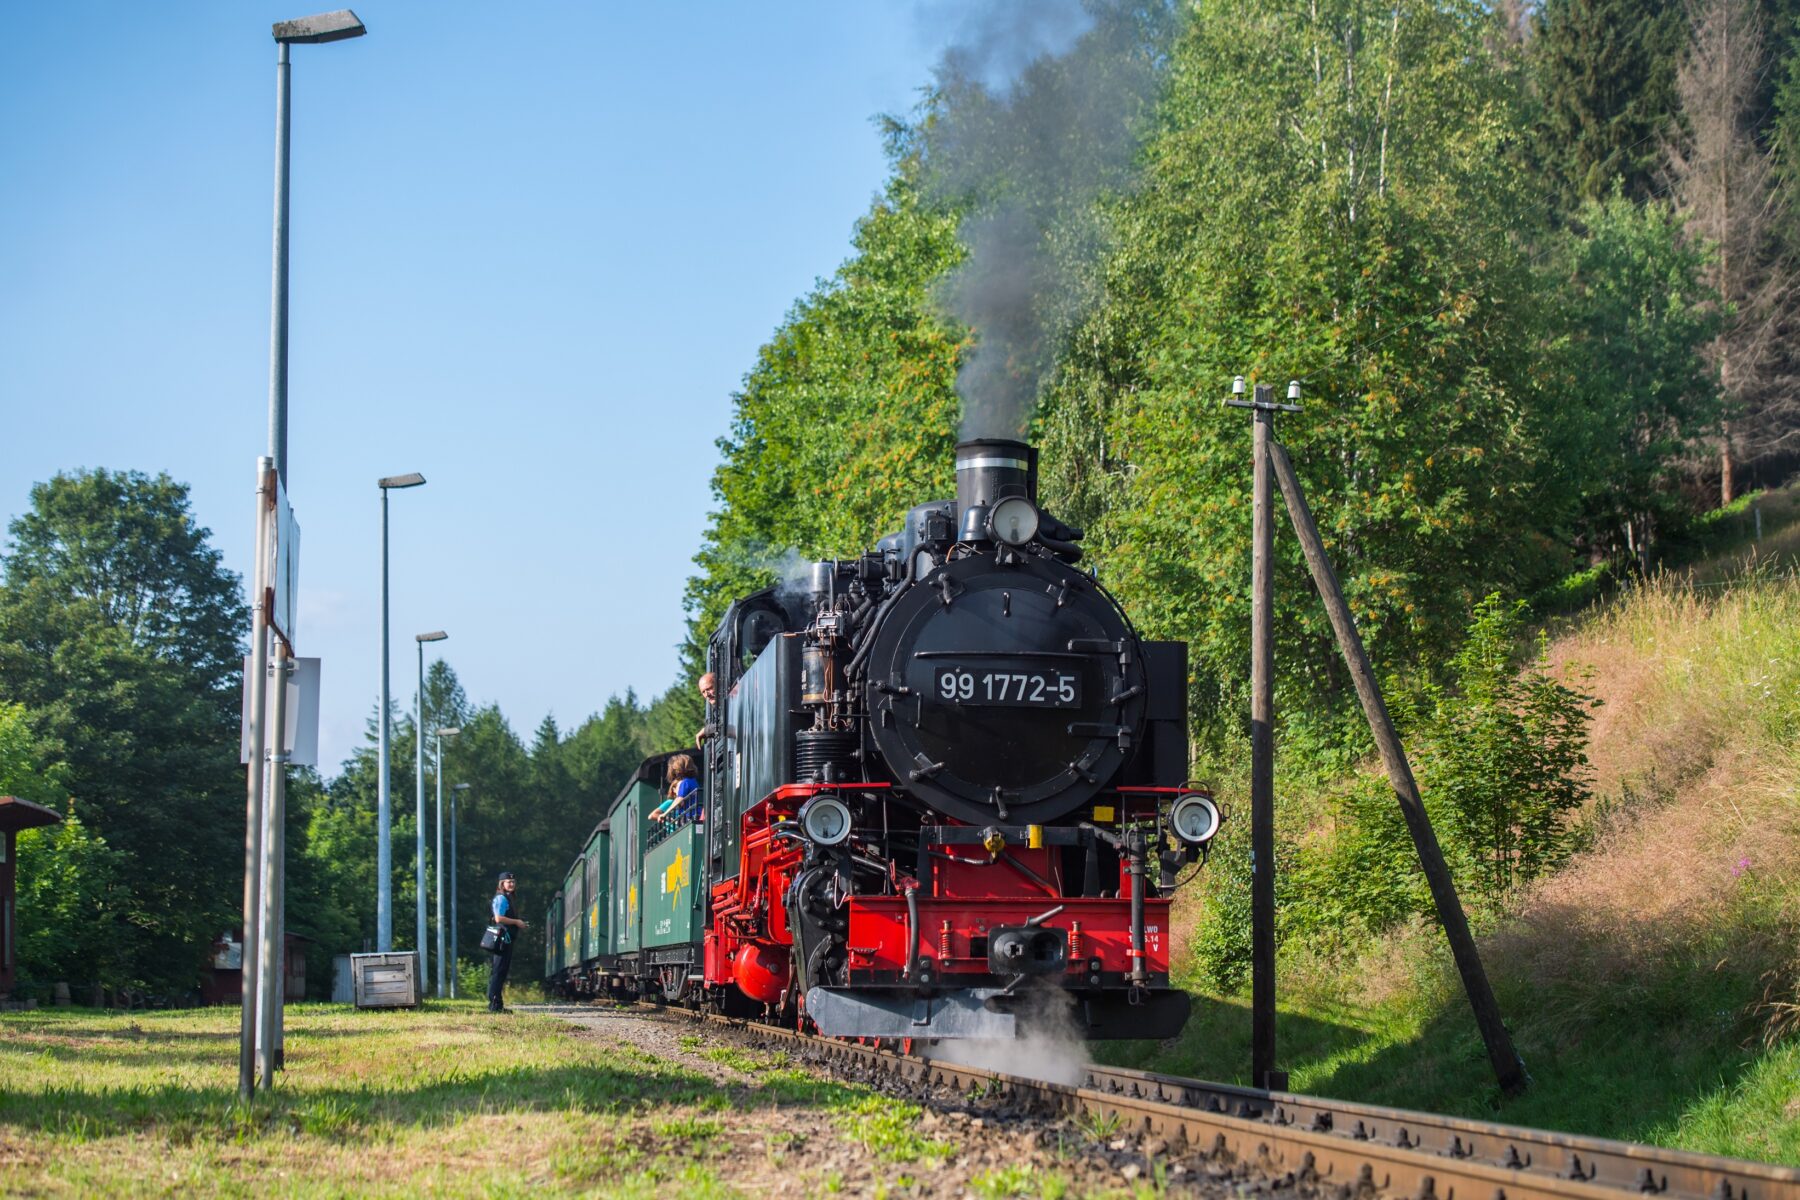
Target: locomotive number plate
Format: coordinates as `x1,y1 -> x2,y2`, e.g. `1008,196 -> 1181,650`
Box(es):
933,665 -> 1082,708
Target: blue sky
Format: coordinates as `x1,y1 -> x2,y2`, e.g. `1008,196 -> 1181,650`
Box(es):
1,3 -> 952,774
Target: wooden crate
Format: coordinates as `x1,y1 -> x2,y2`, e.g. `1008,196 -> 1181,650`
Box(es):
350,952 -> 418,1009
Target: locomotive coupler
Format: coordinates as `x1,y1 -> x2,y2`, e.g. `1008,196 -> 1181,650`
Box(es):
986,918 -> 1069,978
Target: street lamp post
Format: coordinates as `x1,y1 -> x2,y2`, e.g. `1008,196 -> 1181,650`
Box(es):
267,7 -> 365,481
415,631 -> 447,985
242,7 -> 365,1101
376,473 -> 424,954
433,727 -> 461,998
450,782 -> 470,998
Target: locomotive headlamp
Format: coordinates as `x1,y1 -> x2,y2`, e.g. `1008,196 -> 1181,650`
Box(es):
799,795 -> 854,846
987,496 -> 1041,547
1170,793 -> 1222,845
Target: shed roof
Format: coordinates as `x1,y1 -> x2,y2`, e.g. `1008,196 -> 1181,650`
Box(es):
0,796 -> 63,833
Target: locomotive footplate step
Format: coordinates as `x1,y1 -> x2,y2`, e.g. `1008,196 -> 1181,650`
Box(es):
806,986 -> 1020,1039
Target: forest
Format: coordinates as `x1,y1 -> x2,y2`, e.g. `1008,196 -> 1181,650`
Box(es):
4,0 -> 1799,1000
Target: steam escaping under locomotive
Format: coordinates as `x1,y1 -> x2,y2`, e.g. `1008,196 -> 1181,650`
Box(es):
546,437 -> 1220,1042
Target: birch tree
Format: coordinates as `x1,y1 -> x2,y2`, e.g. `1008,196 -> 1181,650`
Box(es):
1052,0 -> 1566,742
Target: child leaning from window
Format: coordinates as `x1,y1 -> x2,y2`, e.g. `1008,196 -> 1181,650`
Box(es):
650,753 -> 699,826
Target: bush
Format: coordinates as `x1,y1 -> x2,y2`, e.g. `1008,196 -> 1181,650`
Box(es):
1291,775 -> 1439,949
14,809 -> 130,996
1267,594 -> 1597,963
1189,809 -> 1305,993
1425,594 -> 1597,908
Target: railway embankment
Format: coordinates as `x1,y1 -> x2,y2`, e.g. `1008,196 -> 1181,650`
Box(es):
1111,495 -> 1800,1165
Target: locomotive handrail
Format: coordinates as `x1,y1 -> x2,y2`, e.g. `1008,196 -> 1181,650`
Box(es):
910,648 -> 1087,659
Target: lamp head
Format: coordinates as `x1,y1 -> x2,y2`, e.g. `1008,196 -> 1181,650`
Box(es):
378,472 -> 425,490
273,10 -> 366,44
416,631 -> 448,644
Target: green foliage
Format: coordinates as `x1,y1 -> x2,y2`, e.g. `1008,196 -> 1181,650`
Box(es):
1302,595 -> 1596,946
1529,0 -> 1687,210
0,699 -> 64,805
14,811 -> 130,994
1548,193 -> 1720,556
1056,0 -> 1568,746
0,470 -> 245,995
1188,816 -> 1254,991
1199,593 -> 1598,988
1426,595 -> 1598,905
1291,775 -> 1438,948
1188,811 -> 1306,992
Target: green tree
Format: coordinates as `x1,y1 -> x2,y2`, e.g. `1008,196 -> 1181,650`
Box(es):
1,700 -> 130,995
0,470 -> 245,994
1548,193 -> 1719,564
0,699 -> 62,806
1528,0 -> 1686,210
1425,595 -> 1597,904
14,810 -> 129,995
1048,0 -> 1566,748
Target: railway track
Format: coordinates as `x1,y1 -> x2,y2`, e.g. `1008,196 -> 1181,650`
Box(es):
659,1008 -> 1800,1200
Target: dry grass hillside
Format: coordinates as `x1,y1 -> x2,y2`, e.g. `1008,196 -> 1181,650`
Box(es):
1513,560 -> 1800,1047
1118,488 -> 1800,1162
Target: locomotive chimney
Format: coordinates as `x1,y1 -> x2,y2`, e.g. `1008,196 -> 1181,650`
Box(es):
955,439 -> 1038,520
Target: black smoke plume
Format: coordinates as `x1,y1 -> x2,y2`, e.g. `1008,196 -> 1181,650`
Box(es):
921,0 -> 1175,440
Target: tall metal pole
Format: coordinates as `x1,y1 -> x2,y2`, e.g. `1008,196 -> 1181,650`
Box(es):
239,459 -> 274,1100
249,35 -> 292,1094
449,787 -> 459,998
434,733 -> 446,998
1267,439 -> 1529,1095
377,491 -> 392,952
416,640 -> 429,985
256,647 -> 290,1087
271,649 -> 290,1072
268,43 -> 291,482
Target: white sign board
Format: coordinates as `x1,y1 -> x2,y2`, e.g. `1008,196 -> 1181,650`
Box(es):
240,656 -> 321,767
269,477 -> 301,650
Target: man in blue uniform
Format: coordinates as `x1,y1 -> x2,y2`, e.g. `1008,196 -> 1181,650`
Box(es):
488,871 -> 527,1013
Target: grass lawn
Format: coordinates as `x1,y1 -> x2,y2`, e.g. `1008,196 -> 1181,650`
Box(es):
0,1002 -> 1105,1199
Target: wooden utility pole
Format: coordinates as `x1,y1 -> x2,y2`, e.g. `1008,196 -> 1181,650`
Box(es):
1226,378 -> 1300,1091
1267,440 -> 1528,1095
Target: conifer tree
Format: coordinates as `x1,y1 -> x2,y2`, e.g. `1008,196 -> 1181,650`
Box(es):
1530,0 -> 1687,210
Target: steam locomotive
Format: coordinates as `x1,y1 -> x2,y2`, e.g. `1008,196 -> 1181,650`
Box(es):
545,438 -> 1219,1041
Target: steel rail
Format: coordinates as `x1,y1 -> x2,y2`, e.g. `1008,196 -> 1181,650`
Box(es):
669,1010 -> 1799,1200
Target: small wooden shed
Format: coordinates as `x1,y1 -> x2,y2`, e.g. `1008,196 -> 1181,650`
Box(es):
0,796 -> 63,998
200,930 -> 311,1005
